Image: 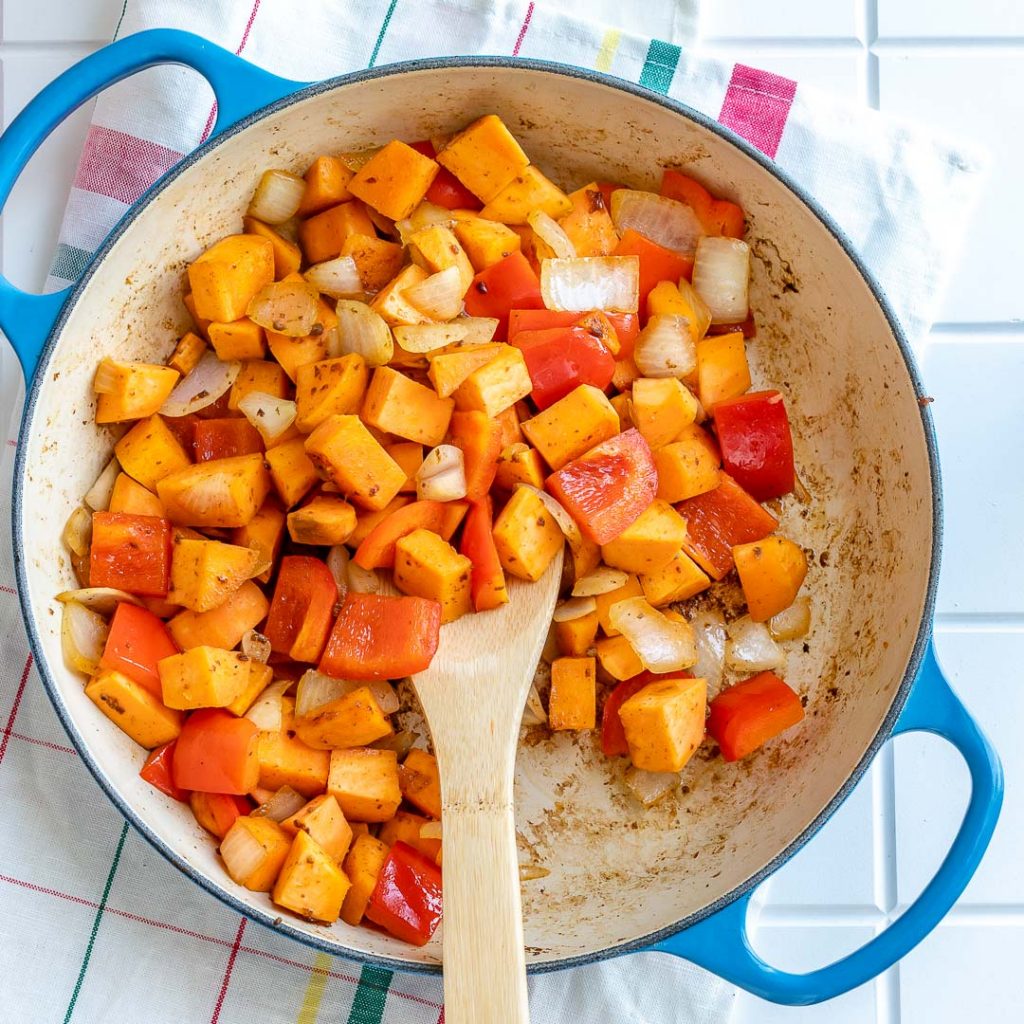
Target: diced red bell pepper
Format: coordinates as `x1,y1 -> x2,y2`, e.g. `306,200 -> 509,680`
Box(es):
354,500 -> 455,570
712,390 -> 795,501
100,601 -> 179,699
448,410 -> 503,501
546,428 -> 658,545
366,840 -> 444,946
163,414 -> 199,459
173,709 -> 259,794
601,669 -> 693,756
193,417 -> 264,462
459,497 -> 509,612
463,252 -> 543,337
675,473 -> 778,580
612,228 -> 695,299
89,511 -> 173,597
660,169 -> 745,239
507,309 -> 641,356
708,314 -> 756,339
511,326 -> 615,410
190,791 -> 251,838
596,181 -> 626,211
409,140 -> 482,210
706,671 -> 804,761
319,593 -> 442,681
263,555 -> 337,663
139,740 -> 189,801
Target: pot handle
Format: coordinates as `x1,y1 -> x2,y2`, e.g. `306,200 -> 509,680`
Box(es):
0,28 -> 302,378
652,640 -> 1002,1005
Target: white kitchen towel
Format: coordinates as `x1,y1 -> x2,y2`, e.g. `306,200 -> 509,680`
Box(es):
0,0 -> 985,1022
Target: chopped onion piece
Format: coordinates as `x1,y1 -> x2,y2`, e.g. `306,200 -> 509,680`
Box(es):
514,484 -> 598,579
541,623 -> 560,665
416,444 -> 467,501
347,561 -> 388,595
304,256 -> 364,299
691,610 -> 726,690
338,148 -> 378,171
334,300 -> 394,366
61,601 -> 109,675
725,616 -> 785,672
247,279 -> 320,337
253,785 -> 306,822
676,277 -> 713,340
326,546 -> 350,601
371,730 -> 416,758
552,596 -> 597,623
237,391 -> 297,445
519,863 -> 551,881
527,210 -> 576,259
634,314 -> 698,380
366,206 -> 397,239
692,236 -> 750,325
397,202 -> 455,244
160,350 -> 241,418
608,597 -> 697,673
63,506 -> 92,557
295,670 -> 349,718
247,169 -> 305,224
220,818 -> 268,883
540,256 -> 640,313
245,680 -> 291,732
404,265 -> 465,321
84,457 -> 120,511
393,322 -> 472,353
625,766 -> 679,807
455,317 -> 501,344
769,597 -> 812,642
521,683 -> 548,726
420,820 -> 443,841
610,189 -> 704,255
241,629 -> 271,664
56,587 -> 142,615
572,567 -> 629,597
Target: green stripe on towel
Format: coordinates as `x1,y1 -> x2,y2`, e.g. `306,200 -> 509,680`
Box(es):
639,38 -> 682,94
345,965 -> 393,1024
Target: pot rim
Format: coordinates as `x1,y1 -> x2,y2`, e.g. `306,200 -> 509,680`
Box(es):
12,55 -> 942,975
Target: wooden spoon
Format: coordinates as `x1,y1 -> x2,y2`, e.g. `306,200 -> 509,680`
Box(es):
411,551 -> 564,1024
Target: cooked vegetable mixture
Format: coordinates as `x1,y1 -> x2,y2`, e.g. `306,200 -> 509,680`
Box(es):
58,114 -> 809,945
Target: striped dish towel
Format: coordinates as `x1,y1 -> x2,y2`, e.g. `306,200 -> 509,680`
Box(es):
0,1 -> 984,1022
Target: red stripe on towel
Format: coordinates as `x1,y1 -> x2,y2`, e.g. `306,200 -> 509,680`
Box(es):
513,2 -> 535,56
73,126 -> 183,205
718,64 -> 797,159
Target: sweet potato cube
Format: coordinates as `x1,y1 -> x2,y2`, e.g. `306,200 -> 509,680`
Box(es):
521,385 -> 620,471
453,217 -> 522,271
654,425 -> 722,503
479,166 -> 573,224
452,345 -> 532,417
398,749 -> 441,819
595,634 -> 645,681
258,699 -> 330,797
296,688 -> 393,750
158,646 -> 251,710
188,234 -> 274,323
370,263 -> 432,327
349,140 -> 439,221
558,182 -> 619,257
272,829 -> 351,924
394,529 -> 472,624
304,414 -> 406,511
549,656 -> 596,730
231,498 -> 286,582
281,793 -> 353,861
640,548 -> 711,607
221,816 -> 291,891
632,378 -> 700,449
327,747 -> 401,822
294,354 -> 368,433
225,662 -> 273,717
229,359 -> 290,411
554,607 -> 599,657
157,453 -> 270,528
696,332 -> 751,409
183,291 -> 211,339
299,201 -> 376,264
408,224 -> 474,292
208,317 -> 266,361
387,442 -> 423,493
265,438 -> 319,508
341,833 -> 390,926
361,367 -> 454,447
168,537 -> 260,611
427,342 -> 505,399
109,473 -> 165,518
493,443 -> 545,491
168,580 -> 269,652
600,499 -> 688,574
94,359 -> 180,424
492,485 -> 564,582
619,677 -> 707,772
437,114 -> 530,203
340,234 -> 405,292
114,414 -> 192,492
348,495 -> 413,547
378,810 -> 442,861
298,155 -> 354,217
287,495 -> 357,546
86,668 -> 183,748
266,321 -> 333,383
594,574 -> 643,636
733,535 -> 808,622
168,331 -> 207,376
242,217 -> 302,279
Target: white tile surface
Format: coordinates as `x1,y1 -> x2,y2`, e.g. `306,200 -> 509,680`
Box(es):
877,0 -> 1024,38
700,0 -> 859,40
2,0 -> 120,42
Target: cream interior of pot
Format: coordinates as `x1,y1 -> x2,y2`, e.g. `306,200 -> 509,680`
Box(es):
15,65 -> 934,968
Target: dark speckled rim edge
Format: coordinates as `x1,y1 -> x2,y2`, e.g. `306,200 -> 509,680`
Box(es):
12,56 -> 941,976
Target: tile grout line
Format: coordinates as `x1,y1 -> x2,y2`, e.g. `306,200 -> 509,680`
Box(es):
860,0 -> 880,110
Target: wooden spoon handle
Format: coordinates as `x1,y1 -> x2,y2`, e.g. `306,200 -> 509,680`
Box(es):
439,783 -> 529,1024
